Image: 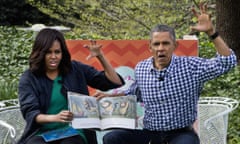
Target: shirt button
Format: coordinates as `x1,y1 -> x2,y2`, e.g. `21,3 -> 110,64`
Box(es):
160,101 -> 165,104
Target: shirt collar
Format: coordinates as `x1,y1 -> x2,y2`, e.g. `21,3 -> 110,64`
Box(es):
148,55 -> 176,73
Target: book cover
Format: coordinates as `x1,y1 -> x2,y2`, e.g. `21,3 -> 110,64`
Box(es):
41,127 -> 79,142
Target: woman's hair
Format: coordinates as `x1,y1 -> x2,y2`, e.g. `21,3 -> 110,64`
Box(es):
150,24 -> 176,42
29,28 -> 71,76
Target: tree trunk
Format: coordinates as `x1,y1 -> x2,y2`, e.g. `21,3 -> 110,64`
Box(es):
216,0 -> 240,64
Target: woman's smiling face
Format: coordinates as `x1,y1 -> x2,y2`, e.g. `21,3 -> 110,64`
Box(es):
149,31 -> 177,70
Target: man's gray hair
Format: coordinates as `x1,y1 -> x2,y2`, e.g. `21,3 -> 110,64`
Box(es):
150,24 -> 176,42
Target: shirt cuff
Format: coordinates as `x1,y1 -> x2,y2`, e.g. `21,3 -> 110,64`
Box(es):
216,49 -> 237,65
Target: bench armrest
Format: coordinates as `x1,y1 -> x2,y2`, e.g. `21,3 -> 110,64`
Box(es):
0,120 -> 16,138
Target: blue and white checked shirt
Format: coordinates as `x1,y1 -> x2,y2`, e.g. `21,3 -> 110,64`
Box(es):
125,51 -> 237,131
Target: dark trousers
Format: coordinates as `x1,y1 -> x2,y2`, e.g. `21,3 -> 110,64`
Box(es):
25,135 -> 85,144
103,127 -> 200,144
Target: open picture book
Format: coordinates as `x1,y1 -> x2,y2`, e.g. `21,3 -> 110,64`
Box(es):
68,92 -> 141,130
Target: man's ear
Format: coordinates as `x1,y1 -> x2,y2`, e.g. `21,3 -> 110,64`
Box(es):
174,41 -> 178,50
148,40 -> 152,51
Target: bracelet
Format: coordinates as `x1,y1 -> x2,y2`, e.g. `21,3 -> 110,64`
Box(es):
209,31 -> 219,40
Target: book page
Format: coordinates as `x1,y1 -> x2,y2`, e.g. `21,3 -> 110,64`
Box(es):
98,95 -> 137,130
136,102 -> 145,129
68,92 -> 101,129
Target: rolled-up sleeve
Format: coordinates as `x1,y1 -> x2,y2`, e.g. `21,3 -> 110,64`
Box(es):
216,49 -> 237,68
191,49 -> 237,82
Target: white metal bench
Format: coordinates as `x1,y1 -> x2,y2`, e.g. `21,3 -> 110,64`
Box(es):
0,99 -> 24,144
0,97 -> 238,144
198,97 -> 239,144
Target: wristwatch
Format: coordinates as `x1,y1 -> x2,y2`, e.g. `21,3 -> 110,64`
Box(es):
209,31 -> 219,40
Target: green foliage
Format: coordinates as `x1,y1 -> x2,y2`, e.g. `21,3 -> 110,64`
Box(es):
0,26 -> 33,99
0,82 -> 18,100
26,0 -> 203,39
0,26 -> 32,83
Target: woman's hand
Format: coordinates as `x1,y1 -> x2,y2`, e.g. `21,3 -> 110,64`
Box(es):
36,110 -> 73,123
92,91 -> 112,100
56,110 -> 74,123
93,91 -> 125,100
83,40 -> 103,60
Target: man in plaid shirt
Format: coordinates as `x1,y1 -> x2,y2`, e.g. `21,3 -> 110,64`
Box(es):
95,3 -> 237,144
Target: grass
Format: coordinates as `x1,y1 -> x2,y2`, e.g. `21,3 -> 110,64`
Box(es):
0,82 -> 18,101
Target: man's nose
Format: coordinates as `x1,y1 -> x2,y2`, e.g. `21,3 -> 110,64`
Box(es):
155,44 -> 164,50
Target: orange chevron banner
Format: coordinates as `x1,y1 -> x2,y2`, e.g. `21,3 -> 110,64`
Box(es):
66,40 -> 198,70
66,40 -> 198,94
